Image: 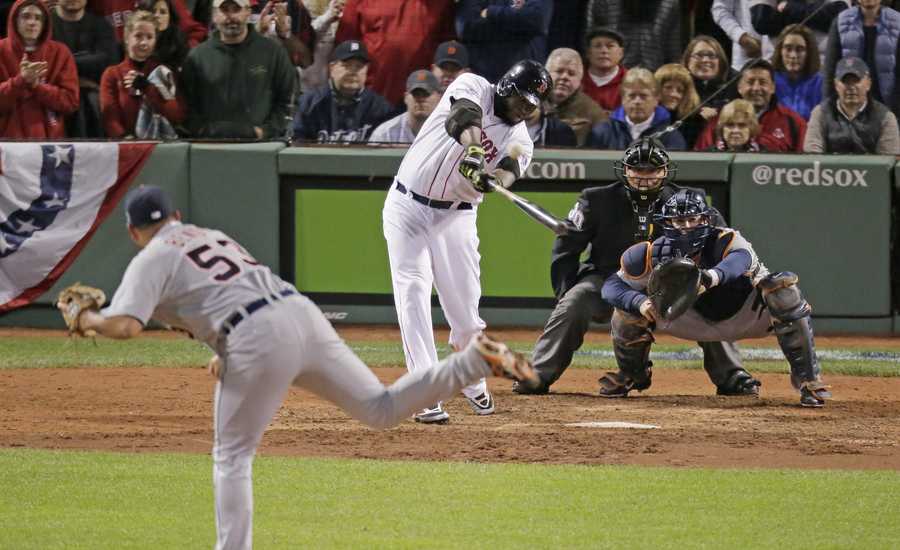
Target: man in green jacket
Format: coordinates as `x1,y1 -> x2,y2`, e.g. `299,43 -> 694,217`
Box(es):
181,0 -> 297,139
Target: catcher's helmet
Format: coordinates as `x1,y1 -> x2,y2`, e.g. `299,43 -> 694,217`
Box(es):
655,189 -> 714,256
496,60 -> 553,107
614,137 -> 677,196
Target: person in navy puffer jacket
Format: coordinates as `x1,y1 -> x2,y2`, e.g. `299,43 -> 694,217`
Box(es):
588,67 -> 686,150
823,0 -> 900,119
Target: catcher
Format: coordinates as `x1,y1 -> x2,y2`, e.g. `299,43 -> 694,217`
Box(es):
600,188 -> 831,407
515,137 -> 753,397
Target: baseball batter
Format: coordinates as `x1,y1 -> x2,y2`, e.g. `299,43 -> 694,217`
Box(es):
73,186 -> 539,549
382,60 -> 552,423
601,188 -> 831,407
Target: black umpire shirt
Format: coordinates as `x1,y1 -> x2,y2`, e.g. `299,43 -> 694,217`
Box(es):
550,182 -> 723,299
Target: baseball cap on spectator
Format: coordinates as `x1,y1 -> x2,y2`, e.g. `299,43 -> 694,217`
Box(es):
125,185 -> 173,227
835,56 -> 870,80
434,41 -> 469,68
212,0 -> 250,8
584,26 -> 625,48
331,40 -> 369,63
406,70 -> 440,94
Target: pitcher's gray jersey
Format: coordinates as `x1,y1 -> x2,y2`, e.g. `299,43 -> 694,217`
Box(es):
102,221 -> 292,347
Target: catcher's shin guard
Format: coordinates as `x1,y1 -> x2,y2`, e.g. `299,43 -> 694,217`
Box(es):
602,310 -> 654,397
773,316 -> 822,388
760,272 -> 821,385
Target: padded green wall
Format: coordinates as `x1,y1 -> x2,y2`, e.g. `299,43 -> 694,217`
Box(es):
731,154 -> 894,317
294,189 -> 576,298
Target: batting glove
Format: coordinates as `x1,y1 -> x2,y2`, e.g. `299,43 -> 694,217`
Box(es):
458,144 -> 486,184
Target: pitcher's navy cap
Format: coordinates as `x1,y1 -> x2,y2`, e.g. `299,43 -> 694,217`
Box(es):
125,185 -> 173,227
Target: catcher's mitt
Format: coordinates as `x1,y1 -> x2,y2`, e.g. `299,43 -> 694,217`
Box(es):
57,283 -> 106,336
646,257 -> 701,322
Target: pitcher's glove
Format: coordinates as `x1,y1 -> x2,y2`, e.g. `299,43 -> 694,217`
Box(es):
646,257 -> 701,322
57,283 -> 106,336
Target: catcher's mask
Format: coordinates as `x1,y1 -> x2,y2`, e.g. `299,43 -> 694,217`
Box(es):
655,189 -> 714,256
614,137 -> 677,202
495,59 -> 552,124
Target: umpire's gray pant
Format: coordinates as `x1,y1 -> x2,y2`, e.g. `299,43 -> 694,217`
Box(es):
531,273 -> 745,390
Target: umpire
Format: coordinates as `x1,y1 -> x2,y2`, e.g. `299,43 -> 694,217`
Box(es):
513,137 -> 760,396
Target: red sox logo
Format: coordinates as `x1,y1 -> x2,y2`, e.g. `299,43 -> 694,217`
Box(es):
480,130 -> 499,163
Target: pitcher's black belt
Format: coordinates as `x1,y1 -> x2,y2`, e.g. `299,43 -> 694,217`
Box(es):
395,181 -> 472,210
221,289 -> 297,336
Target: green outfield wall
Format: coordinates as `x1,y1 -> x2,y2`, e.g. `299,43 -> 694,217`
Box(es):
1,144 -> 897,334
731,154 -> 894,321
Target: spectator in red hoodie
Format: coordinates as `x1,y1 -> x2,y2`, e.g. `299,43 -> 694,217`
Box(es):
87,0 -> 205,45
335,0 -> 455,105
99,10 -> 185,138
581,26 -> 627,111
0,0 -> 78,138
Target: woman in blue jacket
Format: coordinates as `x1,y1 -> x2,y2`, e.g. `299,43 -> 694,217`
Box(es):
771,24 -> 822,120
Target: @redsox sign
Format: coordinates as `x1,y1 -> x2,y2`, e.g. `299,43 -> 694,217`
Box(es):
751,161 -> 868,188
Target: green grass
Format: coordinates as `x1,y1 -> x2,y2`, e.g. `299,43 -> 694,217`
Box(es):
1,449 -> 898,549
3,336 -> 898,377
0,337 -> 212,369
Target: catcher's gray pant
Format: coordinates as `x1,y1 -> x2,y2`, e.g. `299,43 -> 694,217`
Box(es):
212,294 -> 494,550
531,274 -> 745,389
613,290 -> 773,351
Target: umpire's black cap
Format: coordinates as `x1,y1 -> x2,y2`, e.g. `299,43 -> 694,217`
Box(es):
125,185 -> 173,227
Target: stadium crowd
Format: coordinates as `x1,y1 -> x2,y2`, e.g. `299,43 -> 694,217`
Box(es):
0,0 -> 898,154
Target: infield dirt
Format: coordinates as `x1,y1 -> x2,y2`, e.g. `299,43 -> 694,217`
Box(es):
1,327 -> 899,470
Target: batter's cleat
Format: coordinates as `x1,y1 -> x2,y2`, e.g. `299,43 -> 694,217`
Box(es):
799,381 -> 831,408
466,391 -> 495,415
473,334 -> 541,389
414,403 -> 450,424
597,369 -> 652,398
512,380 -> 549,395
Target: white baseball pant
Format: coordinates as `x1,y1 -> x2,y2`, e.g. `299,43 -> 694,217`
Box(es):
382,187 -> 488,399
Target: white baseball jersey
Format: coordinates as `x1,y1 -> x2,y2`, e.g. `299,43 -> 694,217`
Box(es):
102,221 -> 293,347
395,72 -> 534,204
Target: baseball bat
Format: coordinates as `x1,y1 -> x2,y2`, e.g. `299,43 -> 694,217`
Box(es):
485,144 -> 570,236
